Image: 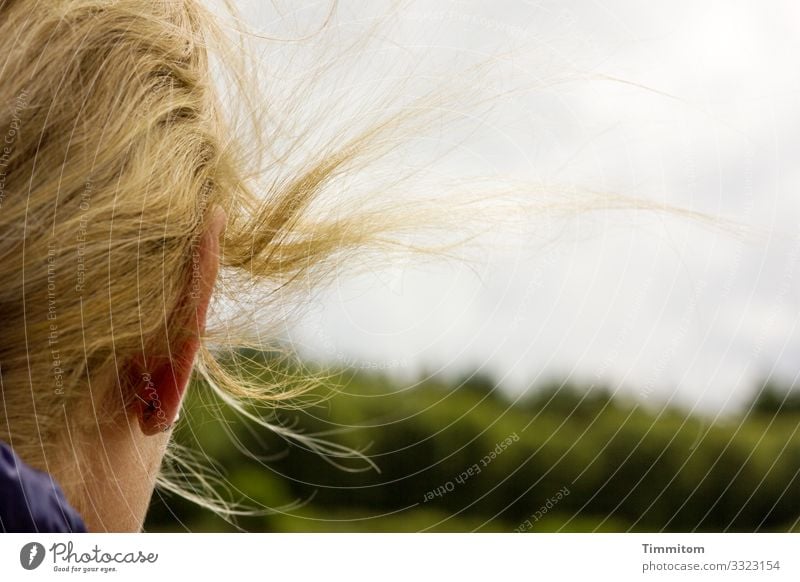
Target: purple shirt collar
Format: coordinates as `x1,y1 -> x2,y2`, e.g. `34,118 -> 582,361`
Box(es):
0,440 -> 87,533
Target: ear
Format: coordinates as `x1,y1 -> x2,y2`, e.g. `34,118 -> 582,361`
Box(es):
134,207 -> 226,436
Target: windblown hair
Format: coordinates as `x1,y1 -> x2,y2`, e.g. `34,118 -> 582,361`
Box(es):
0,0 -> 439,516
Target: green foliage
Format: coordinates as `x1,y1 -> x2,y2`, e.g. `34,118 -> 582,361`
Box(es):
144,354 -> 800,532
749,379 -> 800,416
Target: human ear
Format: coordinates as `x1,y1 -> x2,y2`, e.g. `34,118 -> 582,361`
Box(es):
134,207 -> 226,436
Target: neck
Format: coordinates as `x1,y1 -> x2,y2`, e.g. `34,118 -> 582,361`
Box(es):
50,417 -> 168,532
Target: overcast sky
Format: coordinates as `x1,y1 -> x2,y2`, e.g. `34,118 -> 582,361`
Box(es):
225,0 -> 800,415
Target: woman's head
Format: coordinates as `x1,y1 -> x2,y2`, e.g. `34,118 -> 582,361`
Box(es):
0,0 -> 242,530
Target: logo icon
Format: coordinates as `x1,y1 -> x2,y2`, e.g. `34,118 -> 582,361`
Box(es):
20,542 -> 45,570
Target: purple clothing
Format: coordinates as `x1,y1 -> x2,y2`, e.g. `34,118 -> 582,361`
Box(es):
0,440 -> 86,532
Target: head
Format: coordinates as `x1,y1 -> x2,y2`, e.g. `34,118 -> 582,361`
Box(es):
0,0 -> 238,531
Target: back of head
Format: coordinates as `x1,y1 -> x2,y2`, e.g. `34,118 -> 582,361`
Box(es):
0,0 -> 232,480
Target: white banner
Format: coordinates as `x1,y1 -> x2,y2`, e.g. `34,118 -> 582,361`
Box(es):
0,533 -> 796,581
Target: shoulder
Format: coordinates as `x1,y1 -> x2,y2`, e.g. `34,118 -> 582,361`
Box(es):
0,440 -> 86,533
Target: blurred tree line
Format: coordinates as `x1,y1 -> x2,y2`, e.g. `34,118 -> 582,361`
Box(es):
145,349 -> 800,532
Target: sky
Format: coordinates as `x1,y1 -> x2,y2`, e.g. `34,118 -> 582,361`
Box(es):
221,0 -> 800,415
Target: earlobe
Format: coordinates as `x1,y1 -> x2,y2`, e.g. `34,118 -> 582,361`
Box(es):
134,342 -> 197,436
134,391 -> 172,435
